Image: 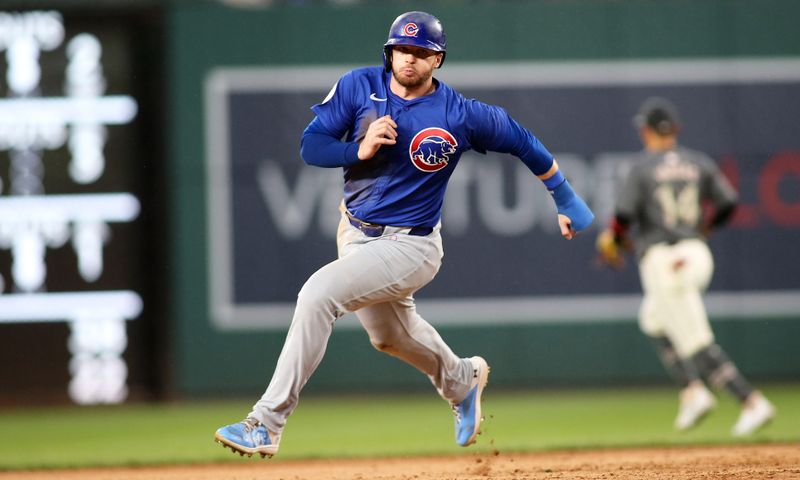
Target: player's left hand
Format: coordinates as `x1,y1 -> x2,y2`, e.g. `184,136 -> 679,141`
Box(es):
550,179 -> 594,238
558,214 -> 576,240
595,228 -> 625,269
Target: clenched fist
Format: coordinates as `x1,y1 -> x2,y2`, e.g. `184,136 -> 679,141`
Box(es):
358,115 -> 398,160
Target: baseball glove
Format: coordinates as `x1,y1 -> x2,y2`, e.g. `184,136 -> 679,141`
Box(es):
595,229 -> 625,269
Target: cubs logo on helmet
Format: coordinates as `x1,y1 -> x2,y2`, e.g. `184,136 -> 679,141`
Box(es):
409,127 -> 458,172
402,22 -> 419,37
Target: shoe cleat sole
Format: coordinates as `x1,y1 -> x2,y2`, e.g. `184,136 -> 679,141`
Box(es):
215,435 -> 276,459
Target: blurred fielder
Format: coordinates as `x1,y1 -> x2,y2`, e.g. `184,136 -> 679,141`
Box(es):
596,97 -> 775,436
215,11 -> 594,458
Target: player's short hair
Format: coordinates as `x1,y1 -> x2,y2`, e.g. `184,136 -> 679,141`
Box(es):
634,97 -> 681,135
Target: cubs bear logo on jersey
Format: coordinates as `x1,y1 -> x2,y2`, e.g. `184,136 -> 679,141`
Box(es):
409,128 -> 458,172
402,22 -> 419,37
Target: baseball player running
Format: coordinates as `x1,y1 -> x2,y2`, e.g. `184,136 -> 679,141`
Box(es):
215,11 -> 594,458
596,97 -> 775,436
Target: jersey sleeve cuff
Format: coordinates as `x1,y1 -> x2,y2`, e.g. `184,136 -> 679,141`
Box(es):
343,142 -> 361,167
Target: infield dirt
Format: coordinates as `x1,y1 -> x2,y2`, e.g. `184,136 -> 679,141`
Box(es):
2,443 -> 798,479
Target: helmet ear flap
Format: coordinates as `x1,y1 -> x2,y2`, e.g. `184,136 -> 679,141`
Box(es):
383,47 -> 391,72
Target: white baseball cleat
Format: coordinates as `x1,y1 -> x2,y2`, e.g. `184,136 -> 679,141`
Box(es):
215,417 -> 280,458
732,391 -> 775,437
451,356 -> 490,447
675,382 -> 716,431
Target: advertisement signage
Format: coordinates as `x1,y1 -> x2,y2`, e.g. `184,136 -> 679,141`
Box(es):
206,59 -> 800,330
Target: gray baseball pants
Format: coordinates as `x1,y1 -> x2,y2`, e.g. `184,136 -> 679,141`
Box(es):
249,211 -> 474,436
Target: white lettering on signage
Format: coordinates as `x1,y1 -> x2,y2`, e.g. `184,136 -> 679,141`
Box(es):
255,152 -> 636,240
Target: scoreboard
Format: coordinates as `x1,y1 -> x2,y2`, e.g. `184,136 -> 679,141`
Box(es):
0,8 -> 164,404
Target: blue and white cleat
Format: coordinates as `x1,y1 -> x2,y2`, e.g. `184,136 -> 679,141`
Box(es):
214,417 -> 279,458
452,356 -> 490,447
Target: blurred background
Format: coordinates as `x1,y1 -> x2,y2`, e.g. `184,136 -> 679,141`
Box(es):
0,0 -> 798,409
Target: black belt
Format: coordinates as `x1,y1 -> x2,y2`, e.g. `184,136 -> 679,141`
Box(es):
346,213 -> 433,238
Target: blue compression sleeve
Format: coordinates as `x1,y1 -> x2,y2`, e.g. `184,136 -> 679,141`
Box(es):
550,179 -> 595,232
541,169 -> 565,190
300,117 -> 361,168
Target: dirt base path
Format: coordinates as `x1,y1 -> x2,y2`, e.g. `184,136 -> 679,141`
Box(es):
3,443 -> 798,480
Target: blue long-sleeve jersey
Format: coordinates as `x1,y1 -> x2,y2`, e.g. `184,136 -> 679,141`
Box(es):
301,66 -> 555,228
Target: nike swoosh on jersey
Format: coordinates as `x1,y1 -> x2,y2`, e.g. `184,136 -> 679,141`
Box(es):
370,93 -> 387,102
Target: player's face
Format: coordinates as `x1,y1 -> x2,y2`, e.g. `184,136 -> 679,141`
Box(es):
390,45 -> 442,89
639,126 -> 678,152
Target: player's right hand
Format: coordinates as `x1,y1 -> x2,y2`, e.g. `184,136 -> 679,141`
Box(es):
358,115 -> 398,160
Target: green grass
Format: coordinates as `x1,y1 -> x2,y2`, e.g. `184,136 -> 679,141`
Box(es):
0,384 -> 797,470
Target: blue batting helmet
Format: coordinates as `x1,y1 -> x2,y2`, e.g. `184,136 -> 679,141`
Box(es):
383,11 -> 446,72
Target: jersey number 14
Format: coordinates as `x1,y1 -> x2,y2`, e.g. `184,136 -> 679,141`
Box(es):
655,183 -> 700,228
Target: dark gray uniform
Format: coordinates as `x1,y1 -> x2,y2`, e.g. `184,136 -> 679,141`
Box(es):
607,97 -> 775,437
614,146 -> 737,358
615,146 -> 738,259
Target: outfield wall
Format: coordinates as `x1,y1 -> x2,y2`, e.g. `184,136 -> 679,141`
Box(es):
168,0 -> 800,396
